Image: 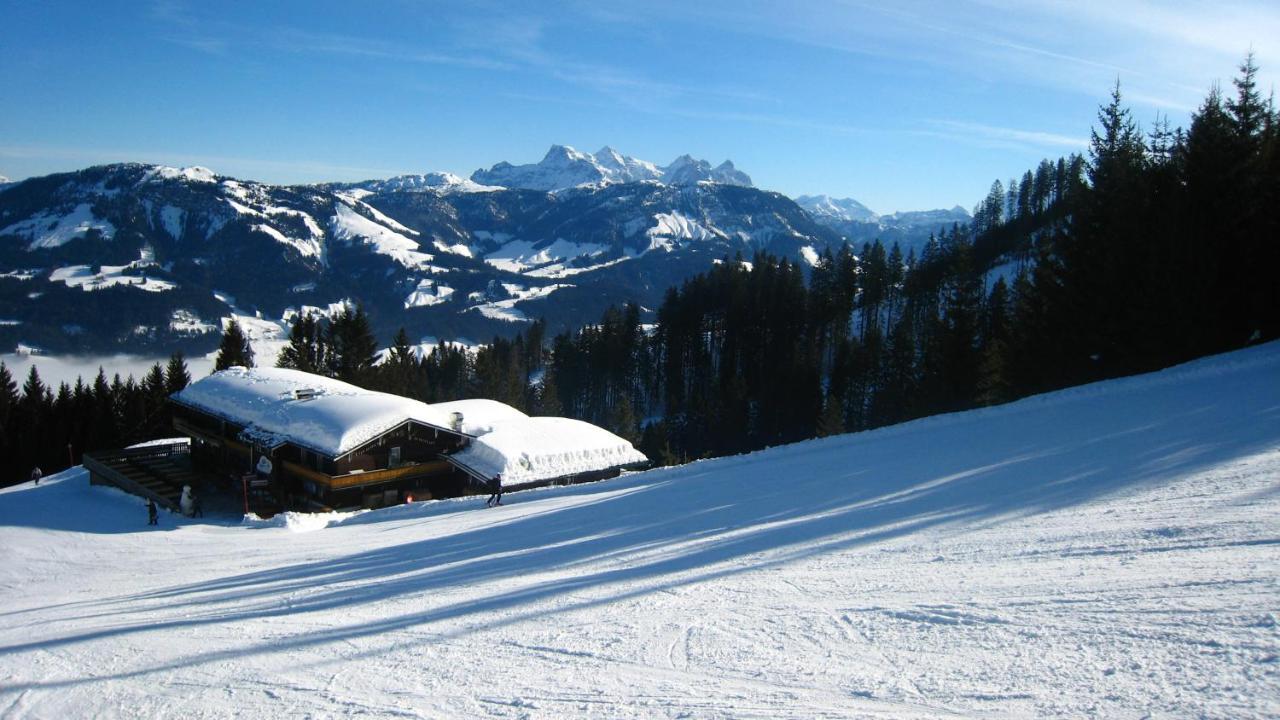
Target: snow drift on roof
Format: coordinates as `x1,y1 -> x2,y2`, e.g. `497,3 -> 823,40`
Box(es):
172,366 -> 456,457
430,399 -> 529,436
448,417 -> 647,486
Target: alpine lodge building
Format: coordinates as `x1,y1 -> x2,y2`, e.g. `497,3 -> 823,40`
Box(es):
168,366 -> 648,513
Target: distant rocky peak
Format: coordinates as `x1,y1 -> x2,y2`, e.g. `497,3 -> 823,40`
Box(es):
594,146 -> 620,163
795,195 -> 879,223
663,155 -> 752,187
469,145 -> 751,192
542,144 -> 594,165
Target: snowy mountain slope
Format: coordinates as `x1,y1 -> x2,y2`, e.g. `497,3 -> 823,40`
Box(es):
1,342 -> 1278,718
0,160 -> 843,354
327,172 -> 502,195
470,145 -> 751,192
0,164 -> 551,353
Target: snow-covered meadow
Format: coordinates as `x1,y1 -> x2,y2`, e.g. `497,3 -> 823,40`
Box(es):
1,343 -> 1278,718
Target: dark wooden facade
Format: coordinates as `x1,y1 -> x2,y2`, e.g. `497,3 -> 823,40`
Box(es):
171,404 -> 475,512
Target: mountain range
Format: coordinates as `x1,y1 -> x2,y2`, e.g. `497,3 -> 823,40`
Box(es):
468,145 -> 752,192
0,147 -> 969,357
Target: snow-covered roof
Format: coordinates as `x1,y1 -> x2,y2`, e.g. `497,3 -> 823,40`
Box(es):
172,368 -> 648,480
447,417 -> 648,486
172,366 -> 458,457
430,399 -> 529,436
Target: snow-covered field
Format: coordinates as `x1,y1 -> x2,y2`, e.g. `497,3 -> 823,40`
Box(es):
1,343 -> 1278,718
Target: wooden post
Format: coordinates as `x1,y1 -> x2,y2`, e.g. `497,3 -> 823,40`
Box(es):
67,442 -> 74,468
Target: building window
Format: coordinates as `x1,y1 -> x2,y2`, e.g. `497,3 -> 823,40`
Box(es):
389,446 -> 402,468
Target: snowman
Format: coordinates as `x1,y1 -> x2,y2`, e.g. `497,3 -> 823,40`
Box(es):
180,485 -> 195,517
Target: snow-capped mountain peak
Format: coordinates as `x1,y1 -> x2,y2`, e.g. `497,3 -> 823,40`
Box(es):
795,194 -> 879,223
593,146 -> 662,183
470,145 -> 752,192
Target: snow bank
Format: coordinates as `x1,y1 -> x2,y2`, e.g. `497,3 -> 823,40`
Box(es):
449,416 -> 647,485
242,509 -> 363,532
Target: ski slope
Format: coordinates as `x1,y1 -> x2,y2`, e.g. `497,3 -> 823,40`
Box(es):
1,343 -> 1279,718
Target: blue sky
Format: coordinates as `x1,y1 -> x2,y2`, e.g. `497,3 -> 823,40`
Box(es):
1,1 -> 1276,212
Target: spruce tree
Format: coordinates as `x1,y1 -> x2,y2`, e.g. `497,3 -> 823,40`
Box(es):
142,363 -> 169,438
277,311 -> 326,374
326,305 -> 378,385
380,327 -> 421,397
164,353 -> 191,396
214,319 -> 255,371
0,363 -> 17,475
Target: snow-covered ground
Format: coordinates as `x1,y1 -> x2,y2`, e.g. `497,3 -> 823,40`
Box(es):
1,343 -> 1278,718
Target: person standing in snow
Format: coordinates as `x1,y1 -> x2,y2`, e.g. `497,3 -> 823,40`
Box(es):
30,466 -> 42,485
147,498 -> 158,526
485,475 -> 503,507
192,492 -> 203,518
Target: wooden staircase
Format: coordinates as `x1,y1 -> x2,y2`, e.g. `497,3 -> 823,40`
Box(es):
83,442 -> 198,512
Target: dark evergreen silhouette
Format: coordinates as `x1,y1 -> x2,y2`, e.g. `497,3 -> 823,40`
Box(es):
213,319 -> 254,371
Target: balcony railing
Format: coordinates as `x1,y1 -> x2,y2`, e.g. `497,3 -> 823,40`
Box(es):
280,459 -> 452,490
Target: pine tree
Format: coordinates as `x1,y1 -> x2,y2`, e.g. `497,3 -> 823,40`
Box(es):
14,366 -> 49,481
816,394 -> 845,438
142,363 -> 169,438
164,353 -> 191,396
325,305 -> 378,385
976,278 -> 1012,406
214,319 -> 255,371
0,363 -> 16,435
277,311 -> 326,374
380,327 -> 421,397
535,365 -> 564,416
0,363 -> 17,474
1227,51 -> 1266,141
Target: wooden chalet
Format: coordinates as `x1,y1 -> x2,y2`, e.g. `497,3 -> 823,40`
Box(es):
169,366 -> 647,513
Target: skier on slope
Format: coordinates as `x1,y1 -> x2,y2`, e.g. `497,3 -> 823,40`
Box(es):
485,474 -> 503,507
30,466 -> 42,485
147,498 -> 158,526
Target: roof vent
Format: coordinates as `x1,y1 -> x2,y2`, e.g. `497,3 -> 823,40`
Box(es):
292,388 -> 320,401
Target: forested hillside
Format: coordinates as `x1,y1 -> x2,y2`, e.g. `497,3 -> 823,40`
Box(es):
477,56 -> 1280,463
